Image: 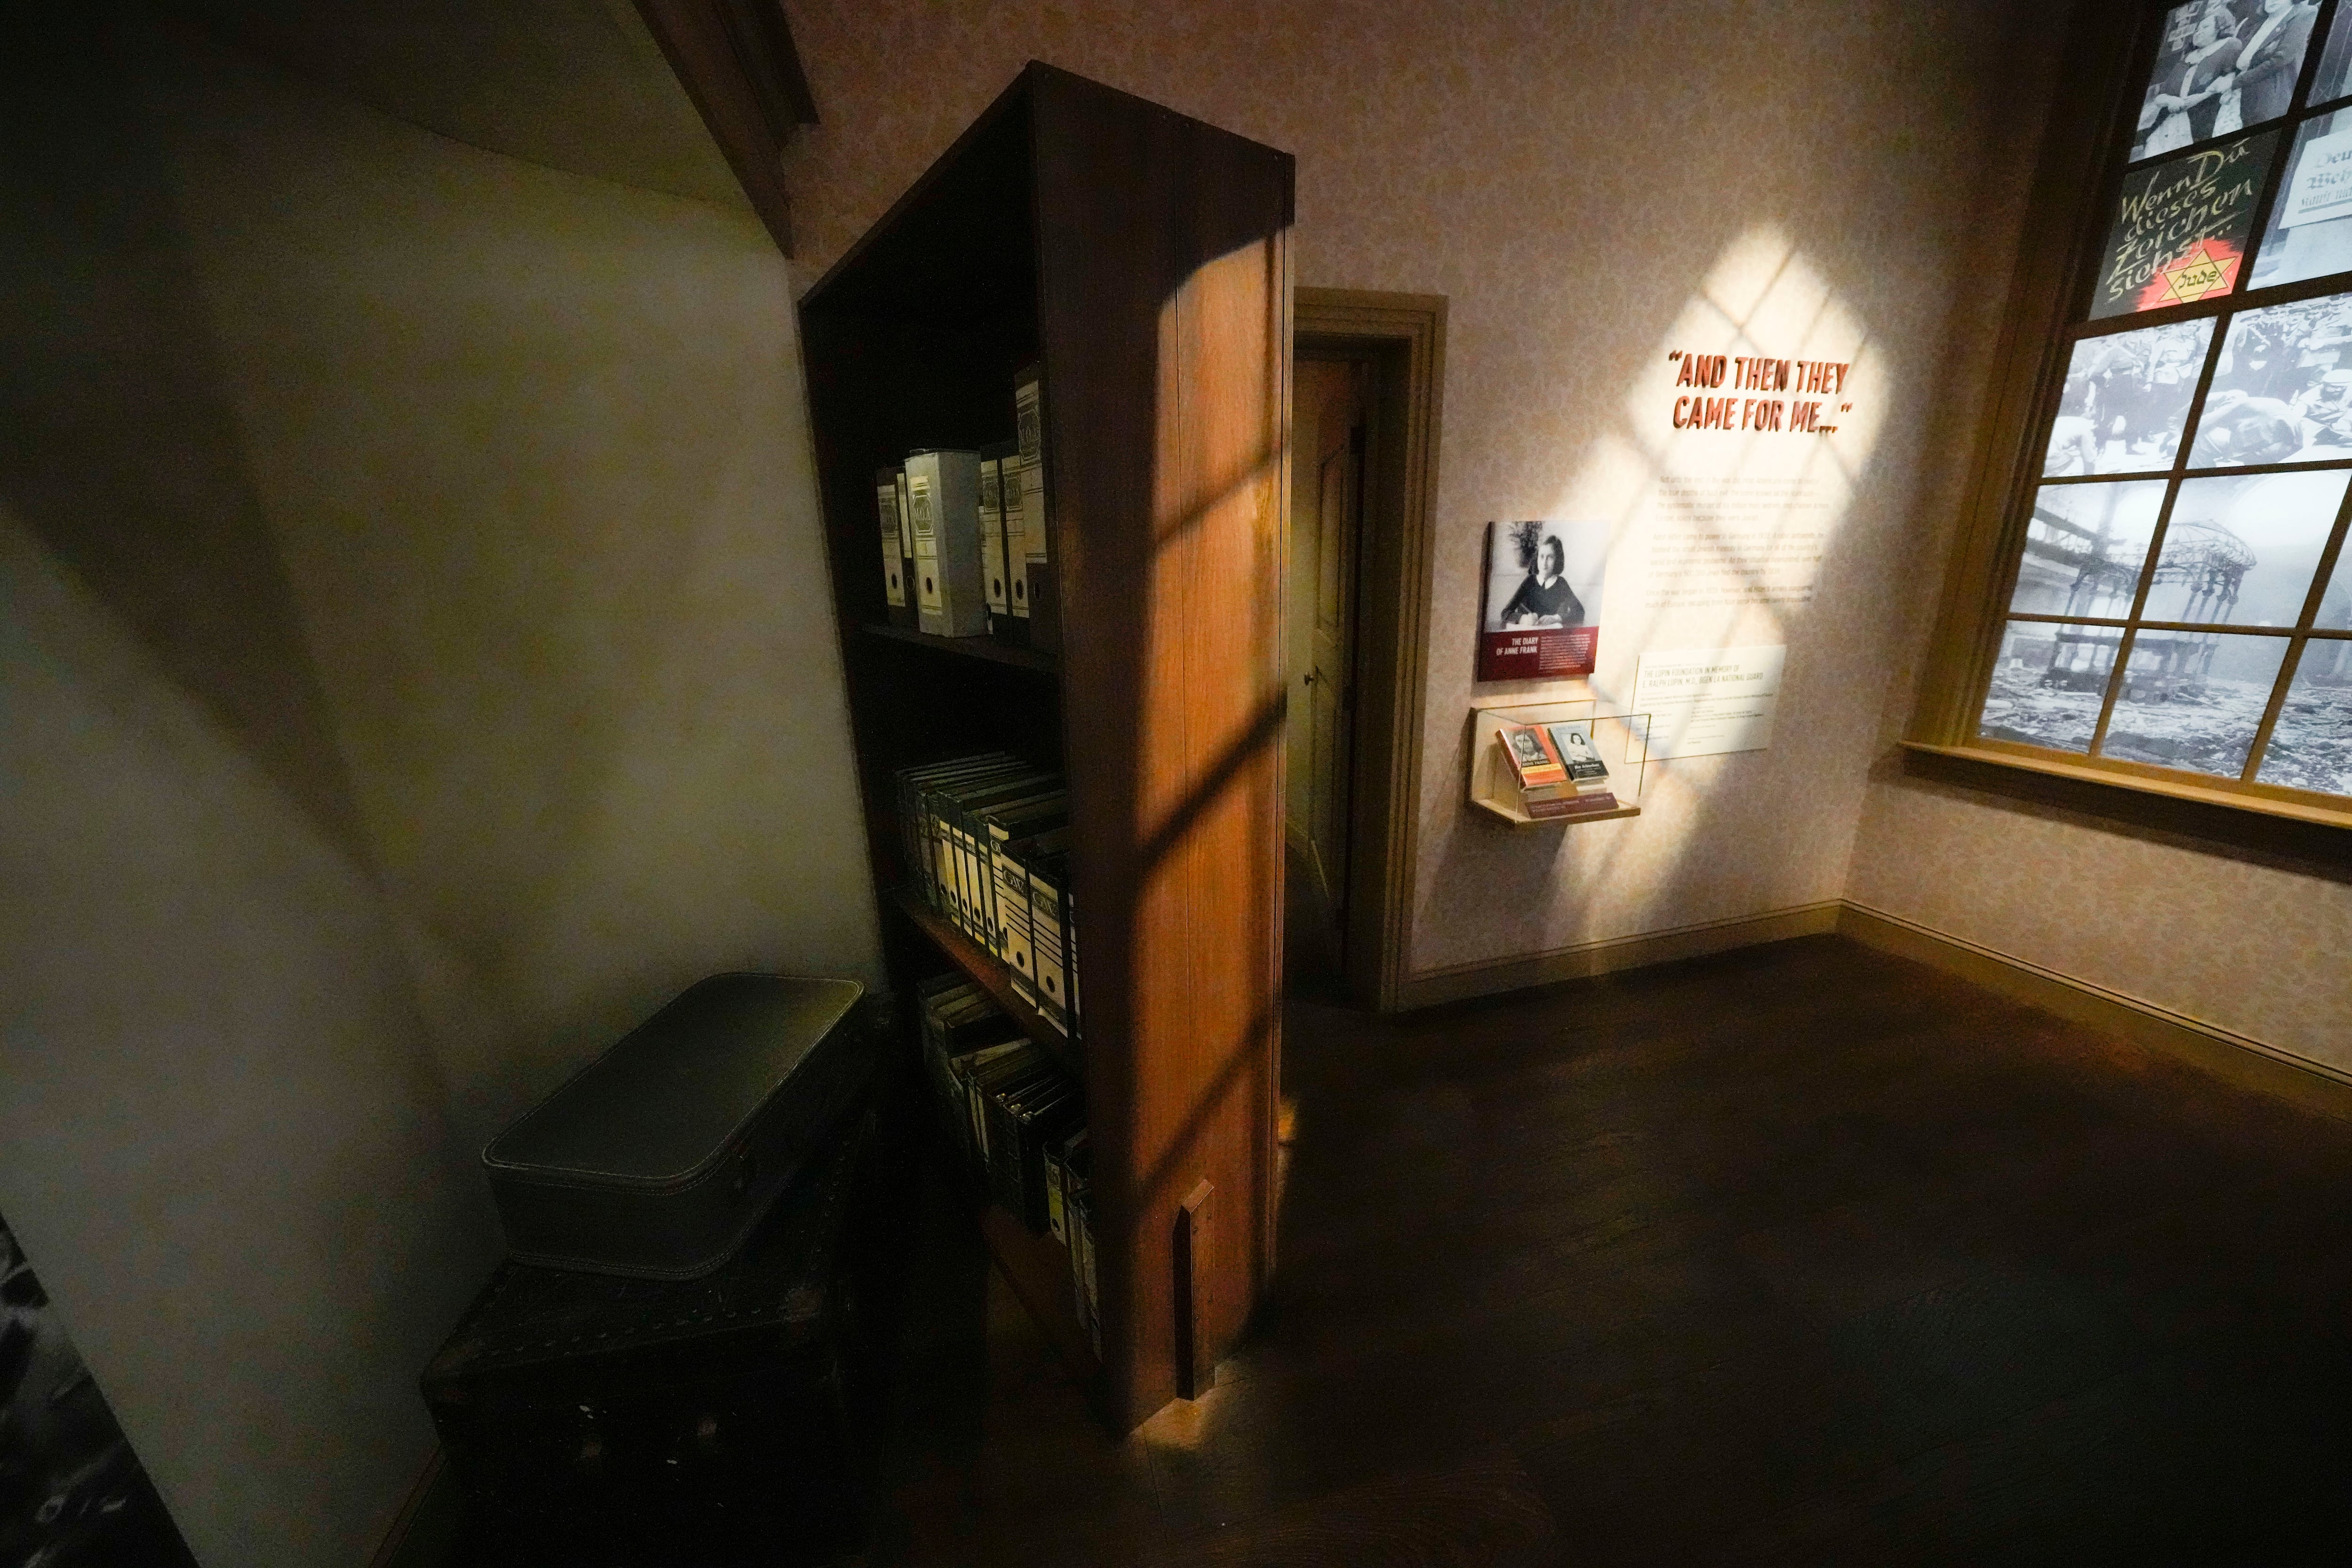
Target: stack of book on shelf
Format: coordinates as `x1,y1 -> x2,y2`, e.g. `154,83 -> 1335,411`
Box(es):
1496,719 -> 1618,819
894,753 -> 1084,1040
918,977 -> 1098,1354
872,364 -> 1053,648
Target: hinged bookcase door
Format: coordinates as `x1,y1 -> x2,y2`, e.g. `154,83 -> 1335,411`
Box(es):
1033,66 -> 1294,1428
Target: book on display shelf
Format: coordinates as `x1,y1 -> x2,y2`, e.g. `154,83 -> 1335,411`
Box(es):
1497,721 -> 1567,792
1493,723 -> 1619,819
1543,722 -> 1612,789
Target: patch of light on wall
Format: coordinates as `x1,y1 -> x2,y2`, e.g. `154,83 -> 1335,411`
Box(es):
1540,224 -> 1885,902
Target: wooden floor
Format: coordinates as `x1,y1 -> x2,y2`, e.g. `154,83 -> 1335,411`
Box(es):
869,933 -> 2352,1566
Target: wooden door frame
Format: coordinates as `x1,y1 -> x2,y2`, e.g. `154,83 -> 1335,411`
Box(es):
1294,288 -> 1446,1013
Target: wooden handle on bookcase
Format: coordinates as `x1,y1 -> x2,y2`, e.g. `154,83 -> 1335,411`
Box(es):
1174,1179 -> 1216,1400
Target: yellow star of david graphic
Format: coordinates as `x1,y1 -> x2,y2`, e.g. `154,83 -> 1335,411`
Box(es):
2149,240 -> 2237,307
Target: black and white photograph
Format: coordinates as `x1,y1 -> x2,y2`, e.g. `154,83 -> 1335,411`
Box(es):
1504,724 -> 1553,775
1487,521 -> 1596,629
2098,629 -> 2290,775
1550,726 -> 1599,765
2140,470 -> 2350,624
2188,288 -> 2352,464
2008,480 -> 2167,621
0,1211 -> 196,1567
1977,621 -> 2117,752
2042,319 -> 2215,474
1544,723 -> 1611,781
2257,622 -> 2352,793
2302,0 -> 2352,105
2130,0 -> 2319,162
2249,107 -> 2352,288
1476,519 -> 1607,681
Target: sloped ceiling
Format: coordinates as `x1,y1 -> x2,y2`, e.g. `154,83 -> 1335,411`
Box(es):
162,0 -> 750,212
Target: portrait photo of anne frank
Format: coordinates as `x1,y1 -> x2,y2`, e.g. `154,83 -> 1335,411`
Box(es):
1483,520 -> 1605,633
1499,533 -> 1584,627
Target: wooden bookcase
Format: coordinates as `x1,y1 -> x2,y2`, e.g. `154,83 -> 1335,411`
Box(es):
797,64 -> 1293,1431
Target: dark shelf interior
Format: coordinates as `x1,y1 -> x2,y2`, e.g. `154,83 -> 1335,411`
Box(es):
860,622 -> 1059,674
978,1204 -> 1099,1384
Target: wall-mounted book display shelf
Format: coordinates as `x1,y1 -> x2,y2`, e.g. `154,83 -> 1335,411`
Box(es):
1466,698 -> 1653,827
798,64 -> 1292,1431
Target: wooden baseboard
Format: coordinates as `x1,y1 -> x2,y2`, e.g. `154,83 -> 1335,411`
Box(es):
368,1444 -> 463,1568
1392,901 -> 1843,1010
1837,901 -> 2352,1124
1391,897 -> 2350,1127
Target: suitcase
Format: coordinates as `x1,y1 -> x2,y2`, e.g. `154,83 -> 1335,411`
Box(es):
425,1109 -> 891,1566
482,974 -> 870,1279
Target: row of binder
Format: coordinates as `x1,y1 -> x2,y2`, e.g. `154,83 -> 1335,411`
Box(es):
918,978 -> 1098,1354
895,752 -> 1084,1040
875,365 -> 1052,647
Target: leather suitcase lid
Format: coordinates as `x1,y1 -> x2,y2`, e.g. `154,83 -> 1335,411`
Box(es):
483,975 -> 863,1188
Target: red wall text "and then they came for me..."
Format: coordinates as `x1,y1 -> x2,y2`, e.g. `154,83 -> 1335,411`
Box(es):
1668,351 -> 1852,436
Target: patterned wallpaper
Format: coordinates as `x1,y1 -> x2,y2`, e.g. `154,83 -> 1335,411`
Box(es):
767,0 -> 2352,1057
1847,777 -> 2352,1069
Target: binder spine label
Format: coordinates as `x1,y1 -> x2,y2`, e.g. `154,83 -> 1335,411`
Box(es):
1001,456 -> 1030,617
979,460 -> 1009,614
989,841 -> 1025,963
877,480 -> 906,607
1030,871 -> 1068,1028
909,473 -> 945,625
1002,856 -> 1037,1001
954,824 -> 981,934
1015,376 -> 1049,567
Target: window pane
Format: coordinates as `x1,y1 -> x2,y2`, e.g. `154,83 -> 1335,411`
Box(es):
2098,630 -> 2291,774
2090,129 -> 2277,319
2044,320 -> 2215,475
2131,3 -> 2319,163
1979,621 -> 2122,752
2256,642 -> 2352,792
2321,531 -> 2352,620
2309,0 -> 2352,104
2009,481 -> 2166,619
2248,107 -> 2352,288
2141,470 -> 2348,624
2188,290 -> 2352,464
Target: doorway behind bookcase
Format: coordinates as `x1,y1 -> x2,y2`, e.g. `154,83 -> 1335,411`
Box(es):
1281,289 -> 1446,1013
1284,353 -> 1368,1000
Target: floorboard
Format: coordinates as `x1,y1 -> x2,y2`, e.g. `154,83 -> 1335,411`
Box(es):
861,933 -> 2352,1564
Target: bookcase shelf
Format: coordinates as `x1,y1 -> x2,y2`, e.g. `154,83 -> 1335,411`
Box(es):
979,1204 -> 1101,1382
859,621 -> 1060,675
800,64 -> 1291,1431
887,885 -> 1081,1078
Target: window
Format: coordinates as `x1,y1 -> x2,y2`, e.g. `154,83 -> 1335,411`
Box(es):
1937,0 -> 2352,821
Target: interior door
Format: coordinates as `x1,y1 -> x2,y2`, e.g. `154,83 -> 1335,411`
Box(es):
1287,357 -> 1367,940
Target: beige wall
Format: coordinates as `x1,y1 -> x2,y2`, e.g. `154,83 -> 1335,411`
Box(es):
1847,779 -> 2352,1066
1,13 -> 496,1562
775,0 -> 2076,978
143,17 -> 882,1154
2,4 -> 877,1560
